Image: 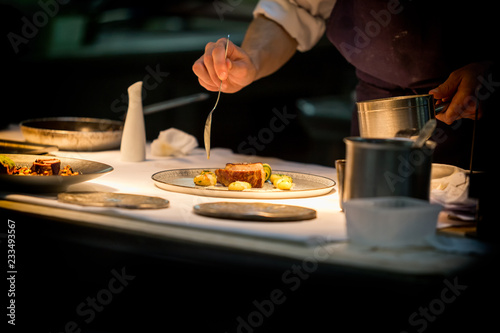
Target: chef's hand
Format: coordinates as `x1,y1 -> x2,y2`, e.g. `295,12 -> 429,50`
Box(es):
429,62 -> 493,124
192,37 -> 257,94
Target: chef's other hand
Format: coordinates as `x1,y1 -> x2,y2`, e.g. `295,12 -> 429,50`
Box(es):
192,38 -> 257,93
429,62 -> 494,124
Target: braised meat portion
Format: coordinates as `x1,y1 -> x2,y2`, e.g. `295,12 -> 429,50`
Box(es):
31,158 -> 61,175
215,163 -> 265,188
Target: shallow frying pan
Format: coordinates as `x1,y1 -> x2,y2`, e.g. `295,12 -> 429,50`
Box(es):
20,93 -> 208,151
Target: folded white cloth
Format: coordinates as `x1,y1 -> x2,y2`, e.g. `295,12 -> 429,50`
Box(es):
430,166 -> 477,220
431,171 -> 470,204
151,128 -> 198,157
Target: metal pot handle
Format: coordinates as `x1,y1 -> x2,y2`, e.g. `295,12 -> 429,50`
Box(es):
434,101 -> 450,114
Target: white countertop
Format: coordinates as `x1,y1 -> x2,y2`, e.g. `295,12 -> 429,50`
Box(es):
0,125 -> 485,276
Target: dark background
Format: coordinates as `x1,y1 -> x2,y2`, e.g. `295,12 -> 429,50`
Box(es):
4,208 -> 498,333
2,0 -> 357,167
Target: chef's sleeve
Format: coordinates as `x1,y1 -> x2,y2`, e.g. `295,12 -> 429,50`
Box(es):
253,0 -> 336,52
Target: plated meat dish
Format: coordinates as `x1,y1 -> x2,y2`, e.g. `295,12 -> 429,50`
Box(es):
0,155 -> 79,176
193,163 -> 294,191
215,163 -> 266,188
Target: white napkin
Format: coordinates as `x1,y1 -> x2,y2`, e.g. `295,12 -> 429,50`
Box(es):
151,128 -> 198,156
430,168 -> 477,220
431,171 -> 469,204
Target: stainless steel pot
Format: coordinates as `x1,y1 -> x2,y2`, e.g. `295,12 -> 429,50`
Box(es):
342,137 -> 436,204
357,94 -> 445,138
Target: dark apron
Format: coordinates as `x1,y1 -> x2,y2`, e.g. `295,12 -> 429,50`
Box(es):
326,0 -> 490,168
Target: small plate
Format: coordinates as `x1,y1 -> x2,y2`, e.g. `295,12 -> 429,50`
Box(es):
58,192 -> 169,209
152,168 -> 335,199
193,202 -> 316,222
431,163 -> 462,180
0,154 -> 113,192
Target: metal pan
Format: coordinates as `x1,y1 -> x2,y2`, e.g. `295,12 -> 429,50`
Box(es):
20,117 -> 123,151
356,94 -> 448,138
19,93 -> 209,151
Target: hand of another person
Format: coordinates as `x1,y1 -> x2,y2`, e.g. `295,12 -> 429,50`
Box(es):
429,62 -> 494,124
192,37 -> 258,93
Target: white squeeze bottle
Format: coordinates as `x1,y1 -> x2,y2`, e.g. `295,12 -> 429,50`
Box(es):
121,81 -> 146,162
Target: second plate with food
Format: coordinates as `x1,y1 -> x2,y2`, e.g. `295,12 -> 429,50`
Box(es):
152,168 -> 335,199
0,154 -> 113,192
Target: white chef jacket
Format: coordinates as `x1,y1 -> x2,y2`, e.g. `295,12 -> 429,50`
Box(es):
253,0 -> 337,52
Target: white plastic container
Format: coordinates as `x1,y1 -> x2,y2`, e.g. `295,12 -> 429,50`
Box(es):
343,196 -> 442,248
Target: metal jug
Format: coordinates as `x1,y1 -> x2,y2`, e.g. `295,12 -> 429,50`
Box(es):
342,137 -> 436,205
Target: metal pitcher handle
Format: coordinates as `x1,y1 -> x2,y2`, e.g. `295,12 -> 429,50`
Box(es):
434,101 -> 450,114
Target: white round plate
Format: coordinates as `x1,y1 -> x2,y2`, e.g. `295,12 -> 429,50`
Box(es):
152,168 -> 335,199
